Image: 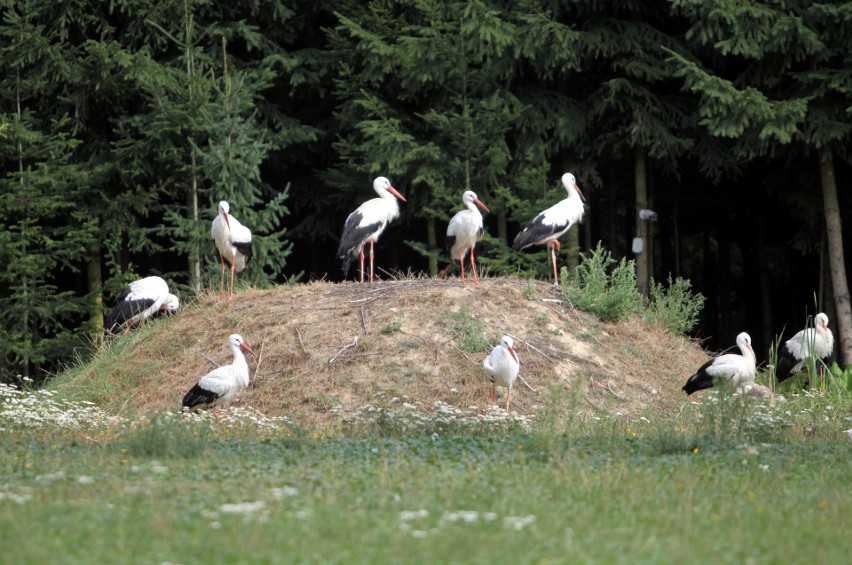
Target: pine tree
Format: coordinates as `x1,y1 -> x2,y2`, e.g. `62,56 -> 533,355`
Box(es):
667,0 -> 852,365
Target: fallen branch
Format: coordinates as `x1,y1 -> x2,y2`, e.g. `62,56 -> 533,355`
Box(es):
196,352 -> 219,368
517,373 -> 538,394
252,337 -> 267,384
360,304 -> 368,334
329,337 -> 359,364
295,327 -> 307,354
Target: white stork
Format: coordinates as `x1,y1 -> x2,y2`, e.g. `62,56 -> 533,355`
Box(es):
447,190 -> 490,286
775,312 -> 834,384
182,334 -> 255,412
512,172 -> 586,284
682,332 -> 756,395
483,335 -> 521,411
211,201 -> 253,300
337,177 -> 406,284
105,276 -> 179,335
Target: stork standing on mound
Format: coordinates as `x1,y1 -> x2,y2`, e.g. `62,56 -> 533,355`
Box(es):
212,201 -> 253,300
105,276 -> 179,335
182,334 -> 255,413
512,172 -> 586,285
337,177 -> 406,284
446,190 -> 490,285
682,332 -> 756,395
775,312 -> 834,384
483,335 -> 521,411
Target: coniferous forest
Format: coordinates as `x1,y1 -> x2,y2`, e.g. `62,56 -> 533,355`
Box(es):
1,0 -> 850,383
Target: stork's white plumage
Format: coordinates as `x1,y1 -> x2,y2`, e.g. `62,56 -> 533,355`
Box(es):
483,335 -> 521,411
447,190 -> 489,286
105,276 -> 179,335
512,173 -> 586,284
182,334 -> 255,412
682,332 -> 756,395
775,312 -> 834,384
337,177 -> 406,284
211,201 -> 253,300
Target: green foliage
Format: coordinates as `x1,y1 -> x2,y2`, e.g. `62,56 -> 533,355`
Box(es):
447,307 -> 490,352
645,276 -> 705,334
120,414 -> 210,459
561,242 -> 642,322
380,315 -> 404,335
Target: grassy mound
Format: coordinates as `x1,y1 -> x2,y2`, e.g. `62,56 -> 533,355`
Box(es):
53,277 -> 710,428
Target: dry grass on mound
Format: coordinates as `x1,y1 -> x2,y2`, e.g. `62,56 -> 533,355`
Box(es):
59,277 -> 710,429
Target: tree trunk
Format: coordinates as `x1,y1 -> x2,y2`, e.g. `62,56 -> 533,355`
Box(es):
496,207 -> 508,245
819,147 -> 851,366
634,147 -> 649,297
426,216 -> 438,276
754,205 -> 773,354
87,243 -> 104,339
717,231 -> 731,341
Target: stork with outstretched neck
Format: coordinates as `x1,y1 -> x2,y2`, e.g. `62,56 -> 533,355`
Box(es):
337,177 -> 406,284
513,173 -> 586,284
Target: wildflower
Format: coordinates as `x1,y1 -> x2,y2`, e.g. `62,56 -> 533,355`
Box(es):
504,515 -> 536,531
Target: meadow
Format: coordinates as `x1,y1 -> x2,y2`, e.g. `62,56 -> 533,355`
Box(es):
1,382 -> 850,565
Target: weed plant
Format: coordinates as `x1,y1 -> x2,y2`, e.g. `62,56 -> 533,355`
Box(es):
561,242 -> 642,321
448,307 -> 490,351
645,275 -> 705,333
120,413 -> 211,459
381,314 -> 404,335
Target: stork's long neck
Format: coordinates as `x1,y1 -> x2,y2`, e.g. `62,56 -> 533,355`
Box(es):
230,344 -> 248,369
465,200 -> 481,215
739,343 -> 755,366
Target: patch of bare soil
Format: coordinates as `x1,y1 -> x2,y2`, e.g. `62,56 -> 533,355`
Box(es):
64,277 -> 710,429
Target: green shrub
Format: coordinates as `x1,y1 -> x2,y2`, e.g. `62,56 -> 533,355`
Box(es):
561,242 -> 641,321
644,275 -> 705,334
448,307 -> 490,352
121,413 -> 209,459
380,314 -> 403,335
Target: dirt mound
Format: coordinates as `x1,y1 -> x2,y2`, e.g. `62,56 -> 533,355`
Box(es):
58,277 -> 710,428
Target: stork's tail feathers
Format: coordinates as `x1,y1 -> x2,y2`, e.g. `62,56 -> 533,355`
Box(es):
182,384 -> 217,410
682,371 -> 713,395
774,347 -> 798,383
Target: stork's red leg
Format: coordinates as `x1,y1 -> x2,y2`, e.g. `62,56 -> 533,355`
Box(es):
470,247 -> 480,286
369,240 -> 375,284
359,244 -> 365,284
459,249 -> 466,285
219,255 -> 226,298
548,239 -> 560,284
505,389 -> 512,412
229,254 -> 236,300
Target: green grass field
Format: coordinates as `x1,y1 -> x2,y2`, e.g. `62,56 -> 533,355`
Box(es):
1,386 -> 850,564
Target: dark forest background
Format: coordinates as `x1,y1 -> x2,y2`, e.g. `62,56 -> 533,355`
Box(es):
1,0 -> 850,383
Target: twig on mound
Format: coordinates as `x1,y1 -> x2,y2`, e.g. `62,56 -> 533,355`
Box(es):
517,373 -> 538,394
360,304 -> 368,334
590,375 -> 624,400
513,336 -> 557,364
196,352 -> 219,368
252,337 -> 267,384
329,337 -> 359,364
584,394 -> 605,412
295,327 -> 307,354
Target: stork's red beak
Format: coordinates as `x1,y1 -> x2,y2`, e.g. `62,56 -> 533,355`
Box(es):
388,185 -> 407,202
508,347 -> 518,364
241,342 -> 256,356
224,213 -> 231,228
474,198 -> 490,213
574,183 -> 586,202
